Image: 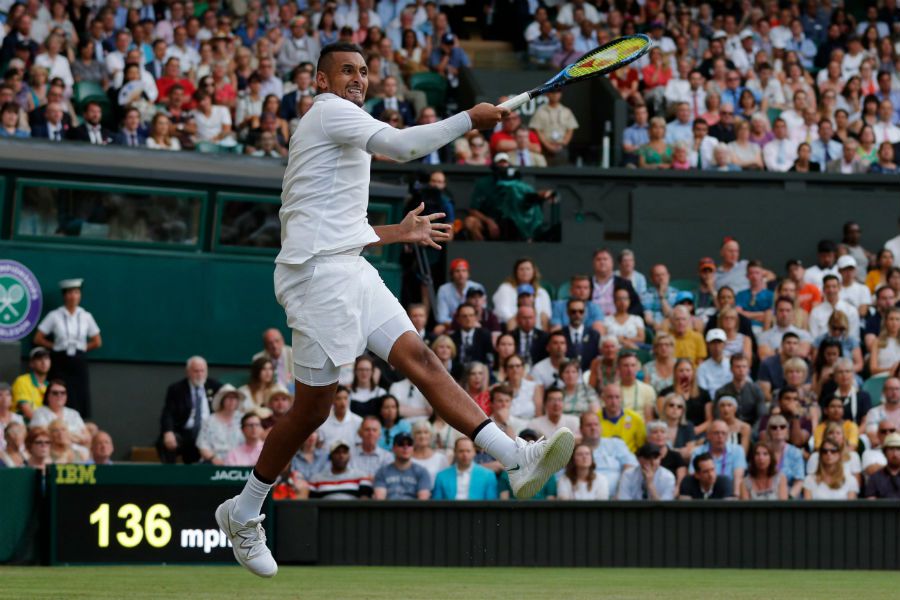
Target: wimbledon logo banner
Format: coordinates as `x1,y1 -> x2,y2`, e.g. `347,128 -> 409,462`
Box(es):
0,260 -> 42,342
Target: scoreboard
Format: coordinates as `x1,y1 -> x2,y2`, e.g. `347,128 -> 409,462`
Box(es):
48,464 -> 272,564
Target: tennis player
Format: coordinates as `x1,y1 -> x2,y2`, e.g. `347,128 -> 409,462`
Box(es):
216,43 -> 575,578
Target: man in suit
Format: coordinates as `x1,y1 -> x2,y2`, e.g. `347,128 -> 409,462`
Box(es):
826,137 -> 868,173
28,84 -> 72,129
591,248 -> 644,319
450,304 -> 493,367
158,355 -> 223,464
1,15 -> 38,66
30,103 -> 69,141
432,438 -> 499,500
113,107 -> 148,147
510,305 -> 549,366
371,76 -> 415,127
562,298 -> 601,371
279,65 -> 316,122
145,39 -> 168,80
530,331 -> 570,389
67,101 -> 114,145
416,106 -> 453,164
509,127 -> 548,167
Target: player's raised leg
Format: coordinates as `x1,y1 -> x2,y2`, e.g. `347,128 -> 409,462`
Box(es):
385,330 -> 575,500
216,381 -> 336,578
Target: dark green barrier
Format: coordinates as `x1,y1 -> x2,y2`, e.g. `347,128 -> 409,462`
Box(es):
47,464 -> 270,565
275,500 -> 900,569
0,468 -> 41,564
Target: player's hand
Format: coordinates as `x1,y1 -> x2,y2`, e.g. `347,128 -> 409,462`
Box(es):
163,431 -> 177,451
400,202 -> 452,249
467,103 -> 509,130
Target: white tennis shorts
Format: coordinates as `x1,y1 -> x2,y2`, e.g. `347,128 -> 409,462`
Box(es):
274,254 -> 414,386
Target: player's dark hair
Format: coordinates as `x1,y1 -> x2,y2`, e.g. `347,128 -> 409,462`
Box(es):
316,42 -> 365,73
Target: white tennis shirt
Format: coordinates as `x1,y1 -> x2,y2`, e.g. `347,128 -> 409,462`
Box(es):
276,93 -> 391,266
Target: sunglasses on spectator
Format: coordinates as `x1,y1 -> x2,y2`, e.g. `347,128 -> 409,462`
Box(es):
721,111 -> 734,115
820,447 -> 840,455
769,424 -> 787,430
507,363 -> 524,369
395,440 -> 413,447
568,308 -> 585,314
49,390 -> 67,396
880,427 -> 897,434
33,440 -> 51,445
667,404 -> 685,410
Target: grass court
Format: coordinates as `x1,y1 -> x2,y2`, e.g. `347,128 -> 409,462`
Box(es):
1,566 -> 895,599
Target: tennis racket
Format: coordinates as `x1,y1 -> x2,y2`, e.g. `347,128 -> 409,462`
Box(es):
499,34 -> 652,111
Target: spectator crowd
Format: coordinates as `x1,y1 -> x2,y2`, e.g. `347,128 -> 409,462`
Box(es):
7,218 -> 900,503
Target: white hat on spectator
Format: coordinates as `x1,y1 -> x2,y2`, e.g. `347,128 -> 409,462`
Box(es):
59,278 -> 83,290
493,152 -> 510,164
739,29 -> 754,40
706,328 -> 727,343
837,255 -> 857,270
883,433 -> 900,449
328,439 -> 351,454
711,30 -> 727,41
212,384 -> 243,411
266,385 -> 292,405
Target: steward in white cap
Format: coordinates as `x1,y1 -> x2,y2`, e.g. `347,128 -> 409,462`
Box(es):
33,278 -> 101,417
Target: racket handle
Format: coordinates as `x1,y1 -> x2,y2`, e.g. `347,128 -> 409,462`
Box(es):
498,92 -> 532,111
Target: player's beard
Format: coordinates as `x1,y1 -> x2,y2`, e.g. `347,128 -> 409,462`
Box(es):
344,85 -> 365,107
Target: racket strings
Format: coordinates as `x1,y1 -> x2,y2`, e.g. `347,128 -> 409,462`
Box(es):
566,37 -> 650,78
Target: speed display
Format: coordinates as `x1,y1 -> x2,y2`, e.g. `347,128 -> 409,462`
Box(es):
49,464 -> 271,564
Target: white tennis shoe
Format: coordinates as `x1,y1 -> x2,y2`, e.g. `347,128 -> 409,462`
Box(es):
507,428 -> 576,499
215,497 -> 278,578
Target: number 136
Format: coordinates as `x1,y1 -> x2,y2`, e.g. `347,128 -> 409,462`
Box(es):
89,503 -> 172,548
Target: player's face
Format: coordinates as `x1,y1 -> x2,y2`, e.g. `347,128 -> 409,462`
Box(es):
318,52 -> 368,107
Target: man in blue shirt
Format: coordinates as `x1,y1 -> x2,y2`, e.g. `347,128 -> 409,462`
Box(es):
665,102 -> 693,145
641,263 -> 680,331
623,104 -> 649,163
689,420 -> 747,495
579,412 -> 637,497
550,275 -> 604,330
435,258 -> 483,329
735,259 -> 774,331
428,33 -> 470,88
810,119 -> 843,165
616,442 -> 676,500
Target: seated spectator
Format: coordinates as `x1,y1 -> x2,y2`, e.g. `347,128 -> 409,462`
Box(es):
291,431 -> 329,484
156,58 -> 195,107
689,419 -> 747,495
1,422 -> 27,467
697,329 -> 732,396
47,418 -> 88,464
603,288 -> 646,350
599,382 -> 646,453
658,394 -> 698,460
509,126 -> 547,167
489,110 -> 540,156
89,431 -> 114,466
789,142 -> 821,173
24,426 -> 53,474
870,308 -> 900,376
192,89 -> 233,145
375,394 -> 411,450
261,386 -> 293,434
225,413 -> 265,467
637,117 -> 672,169
670,306 -> 707,366
659,359 -> 711,435
709,103 -> 737,142
740,442 -> 789,500
869,141 -> 900,173
12,347 -> 50,421
623,105 -> 649,164
451,307 -> 494,370
504,354 -> 543,420
758,297 -> 814,360
557,443 -> 610,500
826,137 -> 867,173
410,420 -> 450,482
687,118 -> 717,170
814,312 -> 863,374
238,358 -> 276,417
0,384 -> 23,440
758,332 -> 803,402
350,416 -> 393,478
665,102 -> 694,146
678,452 -> 735,499
528,387 -> 580,441
550,276 -> 603,335
865,377 -> 900,447
560,359 -> 599,416
820,357 -> 871,426
157,356 -> 222,464
527,20 -> 560,68
641,334 -> 676,393
196,384 -> 244,465
727,119 -> 764,170
435,258 -> 483,328
589,336 -> 621,391
641,263 -> 679,331
814,396 -> 861,451
760,385 -> 814,448
432,438 -> 498,500
718,307 -> 752,363
763,118 -> 798,172
0,101 -> 28,138
146,113 -> 183,152
348,356 -> 387,417
863,432 -> 900,499
30,380 -> 90,446
252,328 -> 294,391
306,440 -> 373,500
802,439 -> 859,499
699,92 -> 721,127
616,352 -> 656,422
616,442 -> 676,501
373,432 -> 431,500
810,119 -> 843,166
580,412 -> 637,497
716,395 -> 751,455
808,421 -> 862,483
765,413 -> 808,498
235,73 -> 264,133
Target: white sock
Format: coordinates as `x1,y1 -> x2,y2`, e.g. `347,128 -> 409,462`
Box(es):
474,421 -> 518,468
232,471 -> 274,524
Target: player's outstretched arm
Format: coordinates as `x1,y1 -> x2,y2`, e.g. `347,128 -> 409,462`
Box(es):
365,103 -> 509,162
369,202 -> 452,249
